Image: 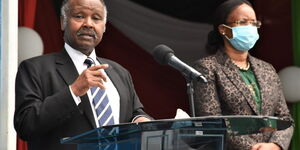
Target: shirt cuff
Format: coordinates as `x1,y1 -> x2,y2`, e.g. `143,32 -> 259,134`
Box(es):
69,86 -> 81,105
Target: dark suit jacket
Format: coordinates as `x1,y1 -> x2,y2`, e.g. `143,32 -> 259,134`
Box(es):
14,49 -> 149,150
193,50 -> 294,150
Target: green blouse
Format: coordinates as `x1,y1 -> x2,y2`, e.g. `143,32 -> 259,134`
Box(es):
239,68 -> 262,113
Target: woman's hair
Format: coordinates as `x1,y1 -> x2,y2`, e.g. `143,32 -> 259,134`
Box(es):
206,0 -> 253,54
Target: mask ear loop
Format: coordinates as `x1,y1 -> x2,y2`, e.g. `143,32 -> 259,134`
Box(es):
221,24 -> 232,40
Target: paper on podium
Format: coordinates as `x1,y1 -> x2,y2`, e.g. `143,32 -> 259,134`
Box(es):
174,108 -> 190,119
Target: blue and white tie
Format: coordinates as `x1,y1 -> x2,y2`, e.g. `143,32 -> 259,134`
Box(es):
84,58 -> 115,126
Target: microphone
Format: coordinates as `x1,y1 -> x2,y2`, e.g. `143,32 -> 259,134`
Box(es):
152,44 -> 207,82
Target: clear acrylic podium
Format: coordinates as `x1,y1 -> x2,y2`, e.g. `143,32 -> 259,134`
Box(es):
61,115 -> 292,150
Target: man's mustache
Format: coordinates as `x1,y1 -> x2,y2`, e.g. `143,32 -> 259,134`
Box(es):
76,28 -> 98,39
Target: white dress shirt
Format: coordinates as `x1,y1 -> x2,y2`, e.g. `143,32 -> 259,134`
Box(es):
65,43 -> 120,127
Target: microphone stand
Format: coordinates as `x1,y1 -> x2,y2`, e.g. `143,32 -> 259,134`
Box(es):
186,78 -> 196,117
186,76 -> 207,117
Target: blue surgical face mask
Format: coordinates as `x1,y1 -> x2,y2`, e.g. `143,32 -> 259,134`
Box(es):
223,25 -> 259,51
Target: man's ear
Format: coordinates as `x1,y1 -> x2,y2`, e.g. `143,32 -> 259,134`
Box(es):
60,16 -> 65,31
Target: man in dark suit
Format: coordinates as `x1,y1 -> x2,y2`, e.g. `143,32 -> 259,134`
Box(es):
14,0 -> 152,150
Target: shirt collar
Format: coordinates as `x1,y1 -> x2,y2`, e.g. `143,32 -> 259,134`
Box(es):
64,43 -> 97,65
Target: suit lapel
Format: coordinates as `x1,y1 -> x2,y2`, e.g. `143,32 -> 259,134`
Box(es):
55,49 -> 97,128
216,51 -> 260,115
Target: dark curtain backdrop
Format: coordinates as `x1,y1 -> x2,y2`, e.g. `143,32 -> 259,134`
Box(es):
34,0 -> 64,53
252,0 -> 293,71
17,0 -> 294,150
18,0 -> 37,28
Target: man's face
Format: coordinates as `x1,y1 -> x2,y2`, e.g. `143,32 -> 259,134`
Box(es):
62,0 -> 106,55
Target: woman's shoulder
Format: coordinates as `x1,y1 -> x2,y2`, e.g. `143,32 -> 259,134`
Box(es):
193,54 -> 219,70
249,55 -> 277,72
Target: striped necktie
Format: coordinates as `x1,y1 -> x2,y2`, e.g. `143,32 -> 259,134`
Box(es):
84,57 -> 115,126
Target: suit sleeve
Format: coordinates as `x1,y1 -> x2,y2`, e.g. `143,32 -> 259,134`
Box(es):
14,60 -> 80,141
268,67 -> 294,150
124,69 -> 152,120
193,61 -> 222,116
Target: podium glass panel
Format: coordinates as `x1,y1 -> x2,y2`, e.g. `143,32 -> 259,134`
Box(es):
61,116 -> 292,150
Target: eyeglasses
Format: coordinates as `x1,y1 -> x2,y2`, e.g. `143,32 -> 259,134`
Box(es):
227,20 -> 262,28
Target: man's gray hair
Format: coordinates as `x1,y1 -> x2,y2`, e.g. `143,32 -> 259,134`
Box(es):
61,0 -> 107,27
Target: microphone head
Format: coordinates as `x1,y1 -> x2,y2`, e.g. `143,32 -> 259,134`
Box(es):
152,44 -> 174,65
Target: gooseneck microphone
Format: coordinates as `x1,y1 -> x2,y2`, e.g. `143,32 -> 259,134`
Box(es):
152,44 -> 207,82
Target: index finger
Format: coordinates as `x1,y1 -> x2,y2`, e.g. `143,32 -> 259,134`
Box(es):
89,64 -> 109,71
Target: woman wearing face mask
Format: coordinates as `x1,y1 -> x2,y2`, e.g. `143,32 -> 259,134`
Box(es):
193,0 -> 294,150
